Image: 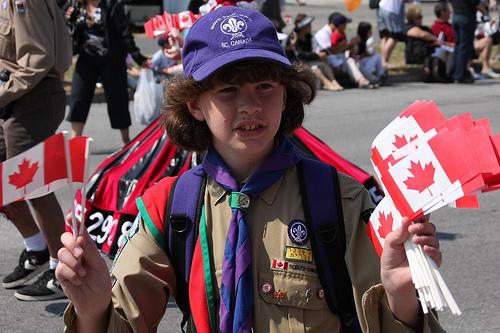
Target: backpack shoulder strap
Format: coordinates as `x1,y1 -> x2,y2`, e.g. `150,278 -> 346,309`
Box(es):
297,158 -> 361,333
164,165 -> 207,332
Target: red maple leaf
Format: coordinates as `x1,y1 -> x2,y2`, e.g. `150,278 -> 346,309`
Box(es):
377,211 -> 393,239
403,160 -> 436,194
392,134 -> 418,150
8,159 -> 39,192
181,15 -> 188,22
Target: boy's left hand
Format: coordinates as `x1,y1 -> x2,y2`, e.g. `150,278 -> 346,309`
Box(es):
380,215 -> 441,327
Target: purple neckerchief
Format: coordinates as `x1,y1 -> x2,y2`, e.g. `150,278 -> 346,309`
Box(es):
202,137 -> 301,333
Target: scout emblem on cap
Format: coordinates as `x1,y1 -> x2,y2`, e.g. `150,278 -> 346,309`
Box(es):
219,13 -> 248,40
288,219 -> 308,246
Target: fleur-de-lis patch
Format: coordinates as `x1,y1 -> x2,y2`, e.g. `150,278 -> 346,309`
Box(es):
220,14 -> 247,39
287,219 -> 309,246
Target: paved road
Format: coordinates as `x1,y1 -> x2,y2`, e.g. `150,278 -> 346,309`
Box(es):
2,1 -> 500,332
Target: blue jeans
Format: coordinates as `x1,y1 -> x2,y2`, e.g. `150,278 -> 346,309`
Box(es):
452,14 -> 476,81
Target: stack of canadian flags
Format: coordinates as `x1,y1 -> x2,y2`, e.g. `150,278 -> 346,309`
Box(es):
367,101 -> 500,315
0,132 -> 91,236
144,10 -> 200,38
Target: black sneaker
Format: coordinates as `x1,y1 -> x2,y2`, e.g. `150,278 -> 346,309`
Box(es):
14,269 -> 66,301
2,249 -> 49,289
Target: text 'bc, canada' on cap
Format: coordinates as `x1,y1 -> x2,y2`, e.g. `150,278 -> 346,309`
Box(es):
182,6 -> 291,81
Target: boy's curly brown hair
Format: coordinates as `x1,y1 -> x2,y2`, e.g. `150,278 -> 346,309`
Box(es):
162,60 -> 317,152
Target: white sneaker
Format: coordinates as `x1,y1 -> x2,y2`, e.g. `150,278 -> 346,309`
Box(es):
481,69 -> 500,79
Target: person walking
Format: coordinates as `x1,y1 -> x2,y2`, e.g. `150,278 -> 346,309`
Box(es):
450,0 -> 482,83
0,0 -> 72,301
66,0 -> 150,146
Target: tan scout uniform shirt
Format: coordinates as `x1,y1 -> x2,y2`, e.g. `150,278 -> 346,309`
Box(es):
0,0 -> 72,108
64,168 -> 444,332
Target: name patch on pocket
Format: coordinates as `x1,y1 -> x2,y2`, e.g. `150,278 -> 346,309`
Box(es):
284,245 -> 313,264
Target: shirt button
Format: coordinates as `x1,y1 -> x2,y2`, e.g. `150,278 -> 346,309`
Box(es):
261,282 -> 273,294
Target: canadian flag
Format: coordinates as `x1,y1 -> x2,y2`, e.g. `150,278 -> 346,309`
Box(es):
381,129 -> 477,218
164,12 -> 180,31
178,10 -> 196,30
372,101 -> 444,166
271,258 -> 288,271
0,133 -> 91,208
367,196 -> 403,256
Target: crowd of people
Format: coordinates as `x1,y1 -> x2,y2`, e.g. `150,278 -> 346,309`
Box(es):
125,0 -> 500,95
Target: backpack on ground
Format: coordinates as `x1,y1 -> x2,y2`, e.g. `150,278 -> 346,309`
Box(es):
163,158 -> 362,333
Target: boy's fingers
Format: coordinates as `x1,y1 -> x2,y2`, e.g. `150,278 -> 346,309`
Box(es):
408,220 -> 436,236
60,232 -> 84,258
385,217 -> 411,245
412,235 -> 440,250
80,230 -> 105,268
423,245 -> 443,267
55,262 -> 82,286
57,247 -> 87,278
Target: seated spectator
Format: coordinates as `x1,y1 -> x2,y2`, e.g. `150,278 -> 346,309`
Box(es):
405,6 -> 441,65
313,12 -> 372,88
152,30 -> 184,83
474,3 -> 500,78
286,14 -> 343,91
352,22 -> 386,85
406,5 -> 456,83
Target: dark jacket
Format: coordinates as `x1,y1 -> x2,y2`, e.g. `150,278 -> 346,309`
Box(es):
405,23 -> 435,65
72,0 -> 146,65
285,33 -> 320,63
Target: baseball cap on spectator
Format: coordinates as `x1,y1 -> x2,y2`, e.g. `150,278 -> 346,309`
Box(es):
329,12 -> 351,26
294,14 -> 315,30
182,6 -> 291,81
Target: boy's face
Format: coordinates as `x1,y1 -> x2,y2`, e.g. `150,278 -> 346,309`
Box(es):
188,80 -> 286,166
335,23 -> 347,33
440,6 -> 451,22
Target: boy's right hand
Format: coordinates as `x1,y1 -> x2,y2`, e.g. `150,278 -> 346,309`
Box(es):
56,231 -> 112,321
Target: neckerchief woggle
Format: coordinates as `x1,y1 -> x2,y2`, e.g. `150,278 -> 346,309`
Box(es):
189,137 -> 301,333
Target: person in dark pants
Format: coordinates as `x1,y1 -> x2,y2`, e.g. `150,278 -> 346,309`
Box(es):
66,0 -> 150,146
0,0 -> 72,301
450,0 -> 485,83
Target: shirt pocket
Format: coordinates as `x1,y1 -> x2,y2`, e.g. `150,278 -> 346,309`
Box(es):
257,269 -> 340,332
258,269 -> 326,310
0,19 -> 13,62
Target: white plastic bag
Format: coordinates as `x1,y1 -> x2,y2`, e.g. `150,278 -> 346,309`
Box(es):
133,69 -> 162,125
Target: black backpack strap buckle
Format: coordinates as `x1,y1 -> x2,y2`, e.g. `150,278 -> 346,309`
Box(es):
169,213 -> 190,233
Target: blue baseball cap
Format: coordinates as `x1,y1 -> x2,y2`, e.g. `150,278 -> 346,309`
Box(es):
182,6 -> 291,81
330,12 -> 351,26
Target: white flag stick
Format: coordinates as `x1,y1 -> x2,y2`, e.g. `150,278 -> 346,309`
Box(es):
79,138 -> 92,235
62,132 -> 77,239
416,245 -> 444,310
427,255 -> 462,315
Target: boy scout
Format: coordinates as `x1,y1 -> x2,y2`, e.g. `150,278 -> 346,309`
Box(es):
56,6 -> 445,332
0,0 -> 72,301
